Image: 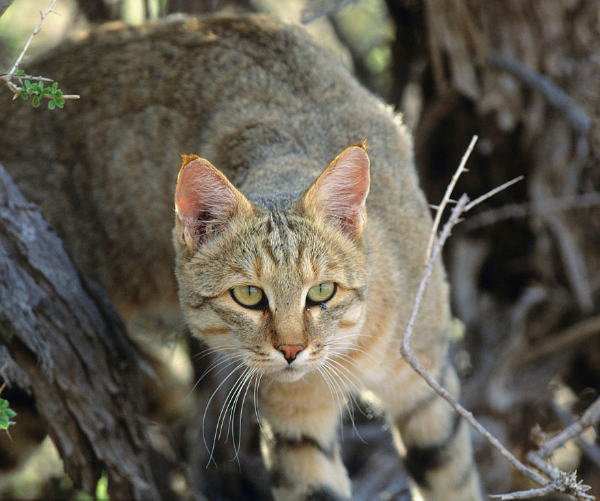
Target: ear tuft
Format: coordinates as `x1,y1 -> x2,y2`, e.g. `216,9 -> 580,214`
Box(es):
303,143 -> 371,239
181,154 -> 201,169
174,157 -> 250,250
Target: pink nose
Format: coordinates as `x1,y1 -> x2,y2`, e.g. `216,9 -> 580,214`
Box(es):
277,344 -> 305,364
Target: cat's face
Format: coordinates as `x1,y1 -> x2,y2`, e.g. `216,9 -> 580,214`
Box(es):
173,144 -> 370,382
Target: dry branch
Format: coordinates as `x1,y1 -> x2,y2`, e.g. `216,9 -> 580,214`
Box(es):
0,163 -> 160,500
463,192 -> 600,231
7,0 -> 58,80
0,0 -> 80,102
401,138 -> 596,500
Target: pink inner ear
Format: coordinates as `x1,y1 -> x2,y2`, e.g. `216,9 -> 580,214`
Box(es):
322,146 -> 370,208
309,145 -> 371,238
175,158 -> 238,246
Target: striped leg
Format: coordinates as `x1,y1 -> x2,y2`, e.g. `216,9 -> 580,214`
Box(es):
392,366 -> 482,501
259,383 -> 352,501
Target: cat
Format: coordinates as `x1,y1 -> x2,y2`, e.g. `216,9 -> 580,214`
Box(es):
0,14 -> 482,501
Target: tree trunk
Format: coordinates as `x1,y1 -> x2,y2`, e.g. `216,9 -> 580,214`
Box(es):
0,163 -> 160,500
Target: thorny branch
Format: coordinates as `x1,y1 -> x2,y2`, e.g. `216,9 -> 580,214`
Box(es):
401,136 -> 596,500
0,0 -> 79,101
8,0 -> 58,79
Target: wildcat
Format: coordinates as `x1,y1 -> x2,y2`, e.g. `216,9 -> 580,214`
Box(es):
0,14 -> 482,501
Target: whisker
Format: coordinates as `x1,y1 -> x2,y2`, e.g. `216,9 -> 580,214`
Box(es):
202,361 -> 246,466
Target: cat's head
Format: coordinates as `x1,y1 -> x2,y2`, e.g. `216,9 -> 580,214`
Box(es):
173,143 -> 370,383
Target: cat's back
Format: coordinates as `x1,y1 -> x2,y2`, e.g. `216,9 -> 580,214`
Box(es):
0,14 -> 429,315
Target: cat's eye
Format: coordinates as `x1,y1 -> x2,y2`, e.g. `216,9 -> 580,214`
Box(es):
307,282 -> 336,304
231,285 -> 265,308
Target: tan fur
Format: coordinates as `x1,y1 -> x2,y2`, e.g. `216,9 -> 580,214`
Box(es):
0,14 -> 482,501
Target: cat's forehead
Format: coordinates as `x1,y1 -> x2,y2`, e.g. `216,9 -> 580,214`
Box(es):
253,208 -> 309,266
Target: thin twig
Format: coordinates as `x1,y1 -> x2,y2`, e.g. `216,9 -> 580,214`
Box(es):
464,176 -> 524,212
7,0 -> 59,80
534,395 -> 600,462
402,140 -> 596,499
402,194 -> 550,489
490,485 -> 556,500
463,191 -> 600,231
1,1 -> 80,103
424,134 -> 478,264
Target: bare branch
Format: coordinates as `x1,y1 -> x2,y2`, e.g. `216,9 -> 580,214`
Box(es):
401,195 -> 551,490
464,176 -> 524,212
402,139 -> 597,500
424,134 -> 478,264
7,0 -> 59,80
0,1 -> 80,104
533,395 -> 600,462
490,485 -> 556,500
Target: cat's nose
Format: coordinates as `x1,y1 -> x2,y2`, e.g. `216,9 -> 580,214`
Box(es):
277,344 -> 305,364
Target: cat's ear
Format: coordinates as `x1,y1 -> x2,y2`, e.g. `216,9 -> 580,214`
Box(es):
175,155 -> 251,250
302,141 -> 370,239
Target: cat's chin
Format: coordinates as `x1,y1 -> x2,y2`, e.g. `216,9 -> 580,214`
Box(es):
268,366 -> 307,383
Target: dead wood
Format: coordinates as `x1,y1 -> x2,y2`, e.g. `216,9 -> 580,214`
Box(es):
0,163 -> 161,500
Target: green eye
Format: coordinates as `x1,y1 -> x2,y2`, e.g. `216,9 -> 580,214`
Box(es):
307,283 -> 336,303
231,285 -> 265,308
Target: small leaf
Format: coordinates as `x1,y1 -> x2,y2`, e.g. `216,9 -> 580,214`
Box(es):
15,69 -> 26,76
32,96 -> 40,108
24,80 -> 32,89
52,82 -> 58,91
0,418 -> 8,430
0,399 -> 8,409
48,101 -> 56,110
56,100 -> 64,109
6,409 -> 16,418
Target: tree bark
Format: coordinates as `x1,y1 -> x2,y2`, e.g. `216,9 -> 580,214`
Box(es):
0,163 -> 160,500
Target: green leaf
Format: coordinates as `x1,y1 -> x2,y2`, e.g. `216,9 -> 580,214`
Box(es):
0,399 -> 8,409
24,80 -> 32,89
52,82 -> 58,91
6,409 -> 16,418
48,101 -> 56,110
56,100 -> 64,109
32,96 -> 40,108
15,69 -> 26,76
0,418 -> 8,430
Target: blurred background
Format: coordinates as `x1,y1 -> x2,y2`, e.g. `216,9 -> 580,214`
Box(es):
1,0 -> 599,499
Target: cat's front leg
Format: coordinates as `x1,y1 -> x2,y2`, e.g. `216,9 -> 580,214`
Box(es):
258,381 -> 351,501
391,364 -> 483,501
